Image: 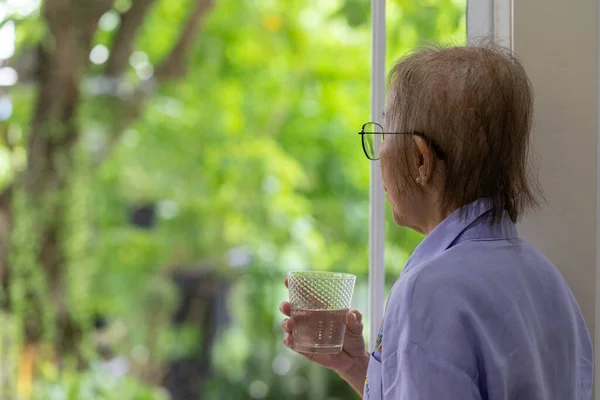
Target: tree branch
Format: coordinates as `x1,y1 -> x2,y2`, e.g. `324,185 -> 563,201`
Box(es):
73,0 -> 115,46
43,0 -> 73,38
105,0 -> 157,77
95,0 -> 214,166
155,0 -> 214,80
8,0 -> 111,85
28,0 -> 113,191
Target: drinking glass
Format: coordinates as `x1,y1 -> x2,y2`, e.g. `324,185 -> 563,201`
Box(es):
287,271 -> 356,354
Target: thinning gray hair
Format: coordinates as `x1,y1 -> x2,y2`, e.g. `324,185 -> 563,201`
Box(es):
385,42 -> 542,222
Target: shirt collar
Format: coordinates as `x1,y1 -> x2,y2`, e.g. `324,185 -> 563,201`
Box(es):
403,198 -> 519,274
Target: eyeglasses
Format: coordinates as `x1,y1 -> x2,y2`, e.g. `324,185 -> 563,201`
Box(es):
358,122 -> 447,161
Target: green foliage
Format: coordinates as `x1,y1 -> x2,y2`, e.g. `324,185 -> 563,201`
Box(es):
9,186 -> 55,344
3,0 -> 466,398
0,312 -> 20,397
32,361 -> 170,400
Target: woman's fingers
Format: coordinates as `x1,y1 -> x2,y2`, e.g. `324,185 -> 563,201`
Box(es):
279,301 -> 291,317
284,276 -> 289,288
283,332 -> 294,348
346,310 -> 364,335
279,293 -> 294,349
281,317 -> 295,334
343,310 -> 367,356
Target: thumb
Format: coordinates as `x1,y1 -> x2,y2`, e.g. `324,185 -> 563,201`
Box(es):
347,311 -> 357,325
346,310 -> 363,334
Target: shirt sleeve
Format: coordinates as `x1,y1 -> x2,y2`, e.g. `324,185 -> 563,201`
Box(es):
383,341 -> 483,400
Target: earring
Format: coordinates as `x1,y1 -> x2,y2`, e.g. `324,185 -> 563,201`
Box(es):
416,176 -> 422,184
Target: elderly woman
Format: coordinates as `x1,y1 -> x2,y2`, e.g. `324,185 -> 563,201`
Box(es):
279,45 -> 593,399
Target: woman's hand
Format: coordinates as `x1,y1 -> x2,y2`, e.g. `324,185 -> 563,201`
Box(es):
280,277 -> 370,396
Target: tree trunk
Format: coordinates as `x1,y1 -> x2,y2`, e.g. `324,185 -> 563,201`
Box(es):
18,0 -> 113,358
4,0 -> 215,374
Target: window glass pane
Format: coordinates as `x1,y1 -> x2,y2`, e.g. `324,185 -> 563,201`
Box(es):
4,0 -> 465,398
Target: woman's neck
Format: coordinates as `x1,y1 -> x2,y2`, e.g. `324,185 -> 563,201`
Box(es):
415,203 -> 458,235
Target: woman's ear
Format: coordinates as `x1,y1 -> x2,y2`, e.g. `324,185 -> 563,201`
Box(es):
412,136 -> 433,185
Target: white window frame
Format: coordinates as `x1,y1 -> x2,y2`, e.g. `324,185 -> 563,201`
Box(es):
368,0 -> 386,350
467,0 -> 513,49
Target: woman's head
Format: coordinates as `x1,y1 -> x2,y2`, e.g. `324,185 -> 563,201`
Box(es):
380,43 -> 541,233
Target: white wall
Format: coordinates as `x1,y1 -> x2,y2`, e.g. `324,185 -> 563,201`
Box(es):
513,0 -> 599,393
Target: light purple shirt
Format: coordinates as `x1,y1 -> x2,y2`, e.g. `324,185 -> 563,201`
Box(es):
364,199 -> 593,399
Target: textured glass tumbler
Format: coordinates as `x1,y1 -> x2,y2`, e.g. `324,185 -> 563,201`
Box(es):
287,271 -> 356,354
